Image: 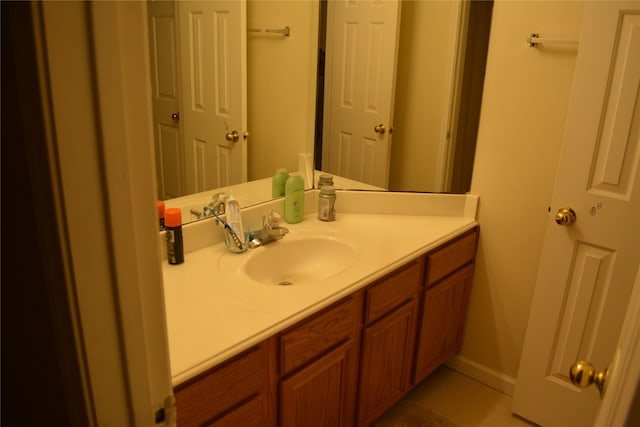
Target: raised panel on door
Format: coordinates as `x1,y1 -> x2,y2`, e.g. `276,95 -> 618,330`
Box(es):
279,340 -> 357,427
414,264 -> 473,384
512,3 -> 640,426
157,124 -> 183,198
357,300 -> 418,426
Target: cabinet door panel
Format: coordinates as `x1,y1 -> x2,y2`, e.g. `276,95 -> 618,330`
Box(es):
358,300 -> 418,426
414,264 -> 473,383
280,340 -> 357,427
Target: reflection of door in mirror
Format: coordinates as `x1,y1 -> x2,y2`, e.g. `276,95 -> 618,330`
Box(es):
319,0 -> 491,193
148,0 -> 248,200
322,0 -> 401,189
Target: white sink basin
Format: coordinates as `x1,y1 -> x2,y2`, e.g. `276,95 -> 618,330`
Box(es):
218,233 -> 359,286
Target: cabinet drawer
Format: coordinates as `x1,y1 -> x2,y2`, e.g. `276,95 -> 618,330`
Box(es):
208,394 -> 266,427
364,259 -> 423,324
280,296 -> 359,376
175,343 -> 269,427
426,229 -> 478,286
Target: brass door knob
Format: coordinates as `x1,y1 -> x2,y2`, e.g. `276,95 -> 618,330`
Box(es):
171,112 -> 180,121
225,130 -> 240,142
555,207 -> 576,225
569,360 -> 609,397
374,124 -> 386,134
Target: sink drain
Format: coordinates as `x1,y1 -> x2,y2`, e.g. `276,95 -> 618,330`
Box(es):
278,281 -> 294,286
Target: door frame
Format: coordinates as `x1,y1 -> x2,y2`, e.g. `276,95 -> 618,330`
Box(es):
434,0 -> 468,193
595,266 -> 640,425
34,1 -> 174,424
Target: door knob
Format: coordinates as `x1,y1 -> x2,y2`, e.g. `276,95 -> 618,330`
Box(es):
555,207 -> 576,225
171,112 -> 180,121
569,360 -> 609,397
374,124 -> 386,134
225,130 -> 240,142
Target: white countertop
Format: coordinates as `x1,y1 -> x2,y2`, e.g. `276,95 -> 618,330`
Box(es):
162,192 -> 478,385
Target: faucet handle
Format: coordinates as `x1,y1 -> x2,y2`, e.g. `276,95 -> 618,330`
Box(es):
263,209 -> 284,228
209,193 -> 229,215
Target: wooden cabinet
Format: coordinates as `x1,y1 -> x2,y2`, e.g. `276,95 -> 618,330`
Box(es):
414,229 -> 478,384
208,394 -> 269,427
357,259 -> 423,426
174,339 -> 276,427
280,340 -> 358,427
278,296 -> 361,427
174,227 -> 478,427
279,296 -> 360,376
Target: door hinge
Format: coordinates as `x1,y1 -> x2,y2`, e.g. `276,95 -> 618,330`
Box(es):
155,395 -> 176,426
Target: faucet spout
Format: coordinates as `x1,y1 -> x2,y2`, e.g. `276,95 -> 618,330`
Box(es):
248,227 -> 288,248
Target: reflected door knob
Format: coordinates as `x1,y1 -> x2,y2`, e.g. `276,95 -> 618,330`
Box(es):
225,130 -> 240,142
555,207 -> 576,225
374,124 -> 386,134
569,360 -> 609,397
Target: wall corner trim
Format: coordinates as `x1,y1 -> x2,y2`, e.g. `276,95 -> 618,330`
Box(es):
445,354 -> 516,396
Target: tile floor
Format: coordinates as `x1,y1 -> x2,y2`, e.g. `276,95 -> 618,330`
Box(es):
372,366 -> 538,427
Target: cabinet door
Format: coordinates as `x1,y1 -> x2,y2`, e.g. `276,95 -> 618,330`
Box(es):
280,340 -> 357,427
357,300 -> 418,426
414,264 -> 473,384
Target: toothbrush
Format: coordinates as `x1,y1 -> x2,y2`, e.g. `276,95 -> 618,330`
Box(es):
212,210 -> 244,250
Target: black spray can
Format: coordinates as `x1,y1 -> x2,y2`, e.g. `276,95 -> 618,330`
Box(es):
165,207 -> 184,265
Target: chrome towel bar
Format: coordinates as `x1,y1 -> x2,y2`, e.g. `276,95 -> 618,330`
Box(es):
248,26 -> 290,37
527,33 -> 578,47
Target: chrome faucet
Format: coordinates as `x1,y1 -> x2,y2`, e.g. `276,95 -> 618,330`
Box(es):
248,209 -> 289,248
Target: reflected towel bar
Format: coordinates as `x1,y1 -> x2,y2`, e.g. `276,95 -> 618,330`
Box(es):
248,26 -> 290,37
527,33 -> 578,47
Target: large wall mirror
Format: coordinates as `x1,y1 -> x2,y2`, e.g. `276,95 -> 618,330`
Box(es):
148,0 -> 492,224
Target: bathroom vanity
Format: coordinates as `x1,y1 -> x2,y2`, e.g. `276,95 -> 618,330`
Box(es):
162,191 -> 479,426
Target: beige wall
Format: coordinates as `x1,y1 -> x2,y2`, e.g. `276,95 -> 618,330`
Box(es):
463,1 -> 585,382
390,0 -> 461,192
247,0 -> 318,181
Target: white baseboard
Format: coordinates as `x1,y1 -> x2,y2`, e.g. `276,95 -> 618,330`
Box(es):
445,354 -> 517,396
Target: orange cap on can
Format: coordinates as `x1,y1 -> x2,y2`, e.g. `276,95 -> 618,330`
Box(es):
165,207 -> 182,227
157,200 -> 165,218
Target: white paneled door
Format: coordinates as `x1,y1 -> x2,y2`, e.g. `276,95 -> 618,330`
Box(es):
178,0 -> 247,194
148,0 -> 184,199
322,0 -> 401,189
513,2 -> 640,426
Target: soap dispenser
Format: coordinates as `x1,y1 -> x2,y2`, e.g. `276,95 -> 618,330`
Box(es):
284,175 -> 304,224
